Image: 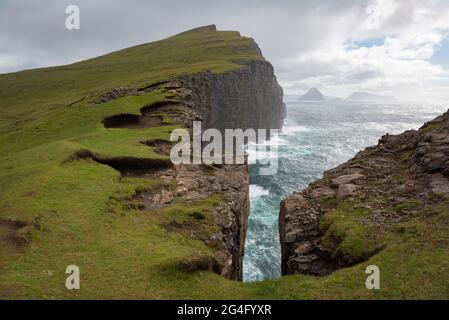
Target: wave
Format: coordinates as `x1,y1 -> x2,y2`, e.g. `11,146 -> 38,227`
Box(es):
281,125 -> 311,134
249,184 -> 270,199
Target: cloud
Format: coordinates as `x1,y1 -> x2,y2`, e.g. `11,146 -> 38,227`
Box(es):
278,0 -> 449,101
365,0 -> 401,30
0,0 -> 448,102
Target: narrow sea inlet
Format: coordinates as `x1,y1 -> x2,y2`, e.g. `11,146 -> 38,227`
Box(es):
243,101 -> 447,282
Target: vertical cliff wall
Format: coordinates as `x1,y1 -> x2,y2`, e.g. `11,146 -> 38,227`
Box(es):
167,60 -> 285,280
178,60 -> 286,131
171,162 -> 249,281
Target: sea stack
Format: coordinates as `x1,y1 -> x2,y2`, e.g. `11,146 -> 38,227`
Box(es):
299,88 -> 325,101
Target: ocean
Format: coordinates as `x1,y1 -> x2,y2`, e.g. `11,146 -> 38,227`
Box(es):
243,101 -> 448,282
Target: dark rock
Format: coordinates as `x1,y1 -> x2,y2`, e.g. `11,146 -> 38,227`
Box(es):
429,174 -> 449,197
179,60 -> 285,132
310,186 -> 336,199
332,173 -> 364,186
336,183 -> 358,199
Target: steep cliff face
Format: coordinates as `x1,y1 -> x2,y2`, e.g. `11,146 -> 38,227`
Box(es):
90,42 -> 284,283
173,61 -> 284,279
280,109 -> 449,276
177,60 -> 286,131
171,162 -> 249,281
149,58 -> 283,280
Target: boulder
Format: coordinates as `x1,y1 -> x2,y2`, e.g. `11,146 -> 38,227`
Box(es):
429,174 -> 449,197
310,187 -> 336,199
336,184 -> 358,199
160,190 -> 173,204
332,173 -> 364,186
425,152 -> 447,172
284,230 -> 300,243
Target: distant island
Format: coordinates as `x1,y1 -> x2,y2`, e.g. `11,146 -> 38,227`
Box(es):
297,89 -> 397,102
298,88 -> 325,101
345,92 -> 396,102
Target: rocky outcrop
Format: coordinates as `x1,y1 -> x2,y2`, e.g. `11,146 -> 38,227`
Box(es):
174,60 -> 286,131
280,109 -> 449,276
97,81 -> 170,103
133,161 -> 249,280
279,193 -> 336,275
175,163 -> 249,280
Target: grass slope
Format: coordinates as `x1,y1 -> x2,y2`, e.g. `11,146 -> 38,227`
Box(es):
1,25 -> 448,299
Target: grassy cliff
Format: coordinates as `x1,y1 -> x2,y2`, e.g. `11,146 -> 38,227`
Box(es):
0,25 -> 261,299
0,25 -> 447,299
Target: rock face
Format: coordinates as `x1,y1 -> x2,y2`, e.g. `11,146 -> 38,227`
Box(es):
279,193 -> 335,275
177,60 -> 286,131
168,60 -> 285,279
158,59 -> 283,280
157,163 -> 249,281
174,60 -> 284,279
279,109 -> 449,276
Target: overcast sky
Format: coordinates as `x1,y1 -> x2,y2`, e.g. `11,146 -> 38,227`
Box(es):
1,0 -> 449,102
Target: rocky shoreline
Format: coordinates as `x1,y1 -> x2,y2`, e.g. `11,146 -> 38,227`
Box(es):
279,109 -> 449,276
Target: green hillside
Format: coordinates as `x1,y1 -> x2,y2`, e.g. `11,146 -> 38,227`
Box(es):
0,25 -> 447,299
0,25 -> 262,299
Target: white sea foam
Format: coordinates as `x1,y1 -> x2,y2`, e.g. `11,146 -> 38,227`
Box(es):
247,133 -> 287,147
249,184 -> 270,199
341,121 -> 420,134
246,137 -> 281,162
282,125 -> 311,134
247,150 -> 279,163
